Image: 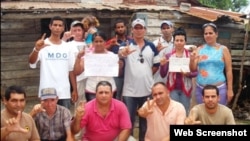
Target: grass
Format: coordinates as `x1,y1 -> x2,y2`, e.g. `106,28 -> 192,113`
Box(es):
236,119 -> 250,124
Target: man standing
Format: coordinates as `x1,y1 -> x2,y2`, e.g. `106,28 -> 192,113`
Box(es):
1,85 -> 40,141
185,84 -> 235,125
118,18 -> 159,141
153,20 -> 174,83
62,20 -> 87,141
106,19 -> 131,100
138,82 -> 186,141
71,81 -> 133,141
30,88 -> 74,141
63,20 -> 87,105
28,16 -> 78,109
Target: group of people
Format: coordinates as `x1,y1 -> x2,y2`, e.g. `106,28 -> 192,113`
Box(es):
1,15 -> 236,141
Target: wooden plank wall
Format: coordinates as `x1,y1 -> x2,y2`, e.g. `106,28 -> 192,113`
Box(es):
140,12 -> 206,45
1,19 -> 41,98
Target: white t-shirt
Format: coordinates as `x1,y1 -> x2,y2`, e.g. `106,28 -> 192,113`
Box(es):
30,38 -> 75,99
152,36 -> 174,83
122,40 -> 158,97
66,40 -> 87,81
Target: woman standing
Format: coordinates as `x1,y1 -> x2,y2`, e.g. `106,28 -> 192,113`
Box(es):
160,27 -> 197,114
74,31 -> 117,101
190,23 -> 234,105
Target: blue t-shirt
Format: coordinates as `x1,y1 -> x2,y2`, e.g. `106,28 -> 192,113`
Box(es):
85,28 -> 97,45
197,44 -> 226,85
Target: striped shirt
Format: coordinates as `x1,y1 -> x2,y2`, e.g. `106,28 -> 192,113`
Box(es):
33,105 -> 72,140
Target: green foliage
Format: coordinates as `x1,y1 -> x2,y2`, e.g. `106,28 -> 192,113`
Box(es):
232,0 -> 249,12
198,0 -> 248,12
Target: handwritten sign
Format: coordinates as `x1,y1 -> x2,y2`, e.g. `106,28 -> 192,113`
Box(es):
84,53 -> 119,76
169,57 -> 190,72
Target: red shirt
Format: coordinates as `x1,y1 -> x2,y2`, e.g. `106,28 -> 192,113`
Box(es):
80,99 -> 132,140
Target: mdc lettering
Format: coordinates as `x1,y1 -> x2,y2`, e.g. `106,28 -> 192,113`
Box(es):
48,53 -> 68,59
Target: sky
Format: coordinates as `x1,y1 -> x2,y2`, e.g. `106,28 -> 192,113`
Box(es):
239,0 -> 250,15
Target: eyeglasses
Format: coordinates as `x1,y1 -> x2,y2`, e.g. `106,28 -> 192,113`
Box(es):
139,53 -> 144,63
202,23 -> 217,29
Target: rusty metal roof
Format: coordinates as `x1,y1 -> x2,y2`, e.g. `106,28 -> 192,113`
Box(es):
173,6 -> 245,23
1,1 -> 245,23
0,1 -> 174,11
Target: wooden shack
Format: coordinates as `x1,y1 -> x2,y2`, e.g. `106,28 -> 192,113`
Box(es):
1,0 -> 249,98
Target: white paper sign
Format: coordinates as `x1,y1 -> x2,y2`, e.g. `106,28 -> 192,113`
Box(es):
169,57 -> 190,72
84,53 -> 119,76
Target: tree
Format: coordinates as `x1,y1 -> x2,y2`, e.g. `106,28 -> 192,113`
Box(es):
232,0 -> 249,12
198,0 -> 248,12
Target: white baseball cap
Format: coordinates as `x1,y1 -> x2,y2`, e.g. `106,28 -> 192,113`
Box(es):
40,88 -> 57,100
161,20 -> 174,28
70,20 -> 83,28
132,18 -> 146,28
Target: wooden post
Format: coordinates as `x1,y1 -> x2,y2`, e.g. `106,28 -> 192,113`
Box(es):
232,18 -> 249,110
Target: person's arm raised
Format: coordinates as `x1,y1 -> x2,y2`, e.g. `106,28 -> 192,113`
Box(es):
189,48 -> 200,72
156,38 -> 166,52
29,103 -> 46,118
105,35 -> 120,50
73,49 -> 85,75
62,31 -> 74,42
118,41 -> 136,58
29,33 -> 50,64
159,55 -> 169,78
138,98 -> 155,118
184,107 -> 201,125
1,111 -> 28,140
71,101 -> 86,134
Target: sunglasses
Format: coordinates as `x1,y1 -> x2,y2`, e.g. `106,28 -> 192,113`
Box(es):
139,53 -> 144,63
202,23 -> 217,29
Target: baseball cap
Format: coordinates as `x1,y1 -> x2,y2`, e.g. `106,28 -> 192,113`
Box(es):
70,20 -> 83,28
132,18 -> 146,28
40,88 -> 57,100
161,20 -> 173,28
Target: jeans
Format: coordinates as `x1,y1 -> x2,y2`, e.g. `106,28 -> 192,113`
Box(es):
41,136 -> 66,141
170,89 -> 190,115
123,96 -> 149,141
76,79 -> 87,104
114,77 -> 124,100
85,92 -> 96,102
57,99 -> 71,110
